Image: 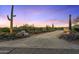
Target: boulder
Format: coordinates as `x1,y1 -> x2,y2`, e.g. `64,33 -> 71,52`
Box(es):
16,30 -> 29,38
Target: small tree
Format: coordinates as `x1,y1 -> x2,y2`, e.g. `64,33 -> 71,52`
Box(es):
46,25 -> 51,31
52,24 -> 54,28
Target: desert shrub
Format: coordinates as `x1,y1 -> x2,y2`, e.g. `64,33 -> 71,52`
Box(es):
0,24 -> 57,41
18,25 -> 56,34
0,28 -> 9,32
13,27 -> 22,33
73,25 -> 79,32
0,32 -> 16,40
55,27 -> 63,30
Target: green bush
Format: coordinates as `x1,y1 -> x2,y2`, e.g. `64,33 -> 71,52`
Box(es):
18,25 -> 56,34
0,28 -> 9,32
0,24 -> 57,41
73,25 -> 79,32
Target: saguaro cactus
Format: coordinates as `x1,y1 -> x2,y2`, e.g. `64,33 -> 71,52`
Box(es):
7,5 -> 16,34
69,14 -> 72,31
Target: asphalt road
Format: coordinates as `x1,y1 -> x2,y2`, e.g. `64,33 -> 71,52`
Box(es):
0,47 -> 79,54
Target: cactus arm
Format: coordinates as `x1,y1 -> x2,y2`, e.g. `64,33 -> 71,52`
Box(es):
13,15 -> 16,17
7,15 -> 11,21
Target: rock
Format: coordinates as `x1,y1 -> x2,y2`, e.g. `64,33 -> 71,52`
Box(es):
16,30 -> 29,38
23,32 -> 29,36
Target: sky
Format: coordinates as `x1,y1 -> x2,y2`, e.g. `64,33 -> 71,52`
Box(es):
0,5 -> 79,27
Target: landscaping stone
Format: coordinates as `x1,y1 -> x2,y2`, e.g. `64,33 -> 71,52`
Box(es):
59,32 -> 79,41
15,30 -> 29,38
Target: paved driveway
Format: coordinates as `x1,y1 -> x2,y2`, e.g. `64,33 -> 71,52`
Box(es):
0,30 -> 79,49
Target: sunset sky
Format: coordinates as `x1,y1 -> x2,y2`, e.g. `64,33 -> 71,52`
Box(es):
0,5 -> 79,27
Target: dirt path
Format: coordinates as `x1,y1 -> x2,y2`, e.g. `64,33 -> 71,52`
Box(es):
0,30 -> 79,49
